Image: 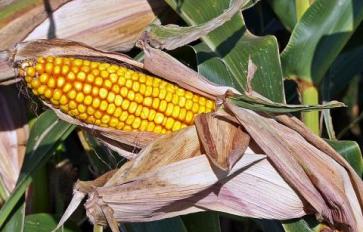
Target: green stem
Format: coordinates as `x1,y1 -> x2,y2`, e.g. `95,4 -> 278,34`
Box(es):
94,224 -> 103,232
295,0 -> 310,21
302,86 -> 320,135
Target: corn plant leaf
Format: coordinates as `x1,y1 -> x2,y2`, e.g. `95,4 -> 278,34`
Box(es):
266,0 -> 296,31
1,201 -> 25,232
147,0 -> 285,102
281,0 -> 363,84
125,218 -> 187,232
325,45 -> 363,96
0,110 -> 74,229
327,140 -> 363,176
24,213 -> 77,232
282,216 -> 317,232
181,212 -> 220,232
190,43 -> 344,113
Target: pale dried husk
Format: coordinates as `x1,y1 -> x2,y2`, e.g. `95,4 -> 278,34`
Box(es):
0,85 -> 29,197
7,39 -> 240,156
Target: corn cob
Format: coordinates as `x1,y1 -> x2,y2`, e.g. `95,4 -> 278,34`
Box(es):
19,56 -> 215,134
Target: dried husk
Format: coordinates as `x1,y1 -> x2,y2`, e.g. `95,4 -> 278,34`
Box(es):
54,111 -> 308,232
0,0 -> 165,82
225,102 -> 363,232
0,85 -> 29,198
6,39 -> 239,156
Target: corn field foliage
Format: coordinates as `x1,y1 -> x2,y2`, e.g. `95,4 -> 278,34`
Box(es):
0,0 -> 363,232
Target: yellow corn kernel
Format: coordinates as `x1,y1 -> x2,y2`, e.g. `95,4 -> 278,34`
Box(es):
59,95 -> 68,105
84,96 -> 93,105
53,89 -> 62,100
63,83 -> 72,93
74,81 -> 83,91
78,104 -> 86,113
114,95 -> 123,106
109,118 -> 119,127
107,92 -> 115,103
56,76 -> 66,88
47,77 -> 56,88
99,100 -> 108,111
165,103 -> 174,116
83,83 -> 92,94
172,121 -> 181,131
154,125 -> 162,133
143,97 -> 152,107
185,111 -> 194,124
125,115 -> 135,125
99,88 -> 108,99
192,103 -> 199,113
132,118 -> 141,129
67,90 -> 77,99
113,108 -> 122,117
140,120 -> 148,131
77,71 -> 86,81
159,100 -> 167,112
165,118 -> 174,130
92,98 -> 101,108
128,102 -> 137,114
31,79 -> 41,89
119,111 -> 128,122
154,112 -> 164,125
75,92 -> 85,103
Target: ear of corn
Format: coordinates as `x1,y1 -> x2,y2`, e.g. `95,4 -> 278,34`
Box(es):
19,56 -> 215,134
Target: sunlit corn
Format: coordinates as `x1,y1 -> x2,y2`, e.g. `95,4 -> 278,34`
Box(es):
20,56 -> 215,134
